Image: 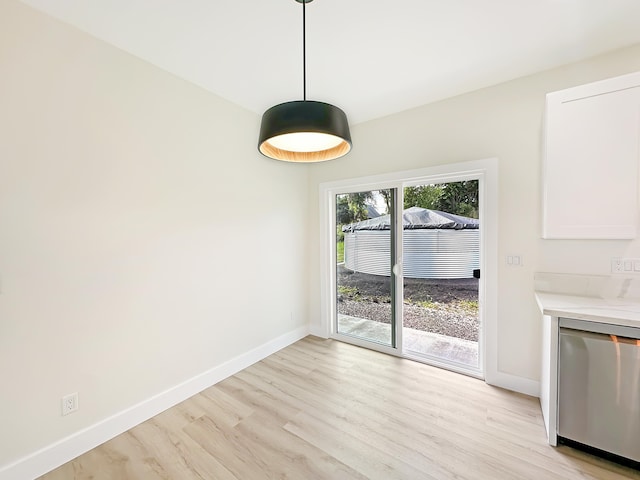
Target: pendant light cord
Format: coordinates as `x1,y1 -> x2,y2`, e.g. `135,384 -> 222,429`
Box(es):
302,0 -> 306,101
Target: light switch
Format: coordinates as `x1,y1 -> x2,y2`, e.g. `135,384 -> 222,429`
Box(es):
506,254 -> 523,267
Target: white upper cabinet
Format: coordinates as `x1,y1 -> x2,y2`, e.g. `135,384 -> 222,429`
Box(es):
543,72 -> 640,239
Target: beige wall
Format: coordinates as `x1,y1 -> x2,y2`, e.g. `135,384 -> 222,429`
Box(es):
308,43 -> 640,384
4,0 -> 640,471
0,0 -> 309,466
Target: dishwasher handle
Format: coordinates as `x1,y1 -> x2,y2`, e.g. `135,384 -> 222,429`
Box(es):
559,327 -> 640,345
559,317 -> 640,340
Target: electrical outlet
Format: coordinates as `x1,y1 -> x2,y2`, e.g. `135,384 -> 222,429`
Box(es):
62,392 -> 78,416
611,257 -> 623,273
611,257 -> 640,274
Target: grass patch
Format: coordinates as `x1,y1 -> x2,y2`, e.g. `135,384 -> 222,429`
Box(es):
338,285 -> 359,299
336,240 -> 344,263
405,297 -> 437,309
454,299 -> 479,314
404,297 -> 478,314
415,299 -> 438,309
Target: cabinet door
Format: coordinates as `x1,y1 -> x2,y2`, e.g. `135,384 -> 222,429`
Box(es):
543,72 -> 640,239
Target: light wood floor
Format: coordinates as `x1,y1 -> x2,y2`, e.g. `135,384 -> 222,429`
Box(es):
40,336 -> 640,479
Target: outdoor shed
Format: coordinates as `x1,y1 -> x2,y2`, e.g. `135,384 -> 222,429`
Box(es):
342,206 -> 480,279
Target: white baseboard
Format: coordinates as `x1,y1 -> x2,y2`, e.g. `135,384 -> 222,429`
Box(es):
0,325 -> 310,480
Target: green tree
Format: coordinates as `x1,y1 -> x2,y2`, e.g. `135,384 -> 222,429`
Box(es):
336,195 -> 352,225
336,192 -> 374,224
378,189 -> 392,214
404,185 -> 443,210
438,180 -> 478,218
403,181 -> 478,218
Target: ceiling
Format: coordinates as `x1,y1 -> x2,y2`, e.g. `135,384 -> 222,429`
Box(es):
18,0 -> 640,125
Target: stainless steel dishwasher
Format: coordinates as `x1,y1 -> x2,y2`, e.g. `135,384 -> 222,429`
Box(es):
558,317 -> 640,465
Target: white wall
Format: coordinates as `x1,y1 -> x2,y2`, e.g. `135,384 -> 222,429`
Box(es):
0,0 -> 309,471
308,43 -> 640,388
4,0 -> 640,473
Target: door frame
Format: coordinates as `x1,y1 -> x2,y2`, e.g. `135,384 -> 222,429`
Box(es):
319,158 -> 499,382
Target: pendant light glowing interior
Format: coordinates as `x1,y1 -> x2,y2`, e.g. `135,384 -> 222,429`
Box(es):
258,0 -> 351,163
268,132 -> 343,152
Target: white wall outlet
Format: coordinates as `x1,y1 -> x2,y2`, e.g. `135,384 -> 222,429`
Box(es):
611,257 -> 623,273
611,257 -> 640,274
62,392 -> 78,416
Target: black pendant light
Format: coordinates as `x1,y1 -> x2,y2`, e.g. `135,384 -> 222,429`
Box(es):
258,0 -> 351,163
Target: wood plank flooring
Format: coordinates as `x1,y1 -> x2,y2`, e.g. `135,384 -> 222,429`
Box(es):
40,336 -> 640,479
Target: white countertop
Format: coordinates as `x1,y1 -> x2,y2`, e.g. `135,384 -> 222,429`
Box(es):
535,291 -> 640,328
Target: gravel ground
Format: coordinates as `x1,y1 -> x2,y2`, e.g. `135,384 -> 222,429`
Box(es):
337,267 -> 479,341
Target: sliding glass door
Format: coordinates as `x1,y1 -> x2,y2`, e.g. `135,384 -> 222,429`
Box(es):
326,172 -> 486,379
335,189 -> 398,348
401,180 -> 480,373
